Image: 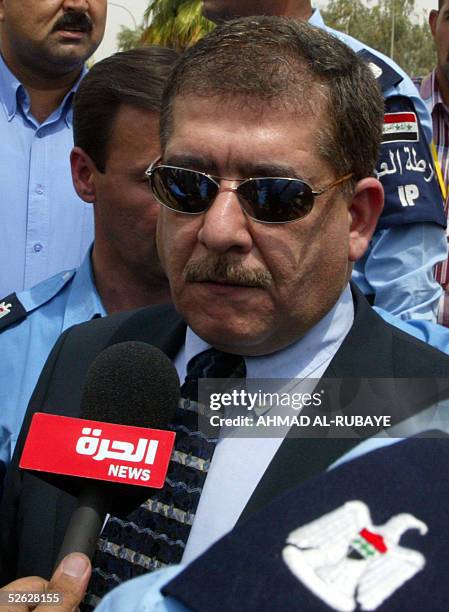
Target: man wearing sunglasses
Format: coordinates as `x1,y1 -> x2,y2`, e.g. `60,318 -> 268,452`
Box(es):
2,18 -> 449,606
202,0 -> 448,326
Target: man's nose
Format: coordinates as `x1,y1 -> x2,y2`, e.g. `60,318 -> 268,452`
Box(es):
197,184 -> 254,254
62,0 -> 89,11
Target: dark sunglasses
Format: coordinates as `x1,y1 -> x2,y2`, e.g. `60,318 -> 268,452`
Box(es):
145,159 -> 353,224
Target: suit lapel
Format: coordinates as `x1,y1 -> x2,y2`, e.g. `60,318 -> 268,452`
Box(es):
239,286 -> 394,523
324,284 -> 394,379
42,305 -> 185,576
134,294 -> 394,523
109,304 -> 186,360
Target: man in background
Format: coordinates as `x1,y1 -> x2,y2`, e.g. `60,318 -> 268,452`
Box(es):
422,0 -> 449,325
202,0 -> 448,323
0,46 -> 177,495
0,0 -> 106,297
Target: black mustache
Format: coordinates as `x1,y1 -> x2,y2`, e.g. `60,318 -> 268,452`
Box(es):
184,258 -> 273,289
52,12 -> 93,34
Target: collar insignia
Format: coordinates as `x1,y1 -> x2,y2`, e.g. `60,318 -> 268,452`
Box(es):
0,302 -> 12,319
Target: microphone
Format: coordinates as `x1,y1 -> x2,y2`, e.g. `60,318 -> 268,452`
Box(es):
19,341 -> 180,565
79,341 -> 179,430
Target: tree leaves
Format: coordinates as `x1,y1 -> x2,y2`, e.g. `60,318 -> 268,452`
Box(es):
118,0 -> 214,52
116,0 -> 435,78
322,0 -> 435,78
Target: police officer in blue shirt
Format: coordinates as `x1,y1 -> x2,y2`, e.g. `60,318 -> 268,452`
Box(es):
202,0 -> 448,323
0,48 -> 178,495
0,0 -> 108,297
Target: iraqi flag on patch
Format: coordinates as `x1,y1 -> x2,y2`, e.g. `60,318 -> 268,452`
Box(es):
382,112 -> 419,143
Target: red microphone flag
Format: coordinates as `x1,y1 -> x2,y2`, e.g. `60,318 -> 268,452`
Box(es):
20,413 -> 175,488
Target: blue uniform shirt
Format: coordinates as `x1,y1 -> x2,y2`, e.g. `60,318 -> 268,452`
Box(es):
374,305 -> 449,352
0,54 -> 94,297
311,9 -> 448,322
96,567 -> 188,612
0,250 -> 105,486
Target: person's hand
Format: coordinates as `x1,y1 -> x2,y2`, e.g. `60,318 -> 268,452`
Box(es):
0,553 -> 91,612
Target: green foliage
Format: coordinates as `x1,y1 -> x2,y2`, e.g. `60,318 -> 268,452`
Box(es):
116,0 -> 214,53
117,0 -> 434,76
322,0 -> 435,78
140,0 -> 214,51
117,25 -> 145,52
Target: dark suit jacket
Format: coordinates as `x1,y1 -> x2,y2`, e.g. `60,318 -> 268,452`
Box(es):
1,286 -> 448,582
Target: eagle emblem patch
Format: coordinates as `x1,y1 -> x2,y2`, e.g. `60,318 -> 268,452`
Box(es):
0,302 -> 12,319
282,500 -> 427,611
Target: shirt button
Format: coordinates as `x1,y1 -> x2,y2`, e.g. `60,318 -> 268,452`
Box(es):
33,243 -> 43,252
35,185 -> 44,195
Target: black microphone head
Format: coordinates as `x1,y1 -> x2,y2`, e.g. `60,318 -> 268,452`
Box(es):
80,341 -> 180,431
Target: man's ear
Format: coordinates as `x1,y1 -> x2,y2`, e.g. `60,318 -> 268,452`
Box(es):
348,177 -> 384,262
429,9 -> 439,37
70,147 -> 97,203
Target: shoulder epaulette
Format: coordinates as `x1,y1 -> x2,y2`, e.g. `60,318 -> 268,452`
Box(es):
357,49 -> 403,93
0,293 -> 27,331
0,270 -> 77,333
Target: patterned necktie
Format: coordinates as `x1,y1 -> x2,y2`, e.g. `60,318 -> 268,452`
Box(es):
84,348 -> 246,609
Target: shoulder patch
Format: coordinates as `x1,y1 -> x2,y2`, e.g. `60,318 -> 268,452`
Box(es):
376,96 -> 446,229
383,111 -> 419,144
357,49 -> 403,92
0,293 -> 27,331
283,500 -> 427,612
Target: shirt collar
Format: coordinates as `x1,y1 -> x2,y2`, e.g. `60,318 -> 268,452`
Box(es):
308,7 -> 325,28
0,53 -> 22,120
62,246 -> 106,329
62,65 -> 87,127
420,68 -> 449,123
0,54 -> 87,125
178,284 -> 354,382
420,69 -> 443,113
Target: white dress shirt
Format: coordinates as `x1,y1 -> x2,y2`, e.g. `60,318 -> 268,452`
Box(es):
175,284 -> 354,563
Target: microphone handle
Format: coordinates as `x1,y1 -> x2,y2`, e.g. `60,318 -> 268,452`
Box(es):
54,482 -> 108,569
